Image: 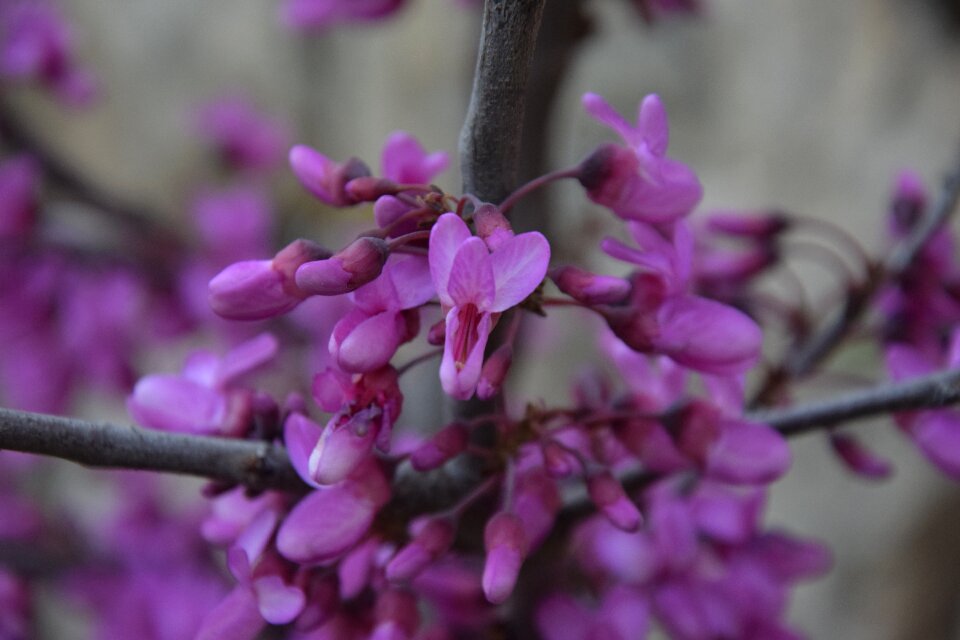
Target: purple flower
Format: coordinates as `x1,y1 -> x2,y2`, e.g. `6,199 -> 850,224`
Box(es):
429,213 -> 550,399
209,239 -> 330,321
127,333 -> 277,435
380,131 -> 449,185
328,254 -> 433,372
195,95 -> 289,173
281,0 -> 407,31
482,511 -> 527,604
289,145 -> 372,207
0,155 -> 39,240
295,236 -> 390,297
0,2 -> 96,105
579,93 -> 702,223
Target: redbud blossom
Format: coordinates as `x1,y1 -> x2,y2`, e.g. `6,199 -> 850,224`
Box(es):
209,239 -> 329,320
705,211 -> 789,238
829,433 -> 893,479
296,236 -> 389,296
429,213 -> 550,399
476,344 -> 513,400
410,423 -> 469,471
587,471 -> 643,532
386,517 -> 457,582
482,512 -> 528,604
579,93 -> 702,223
0,156 -> 39,240
371,589 -> 421,640
380,130 -> 449,184
289,144 -> 371,207
551,265 -> 631,305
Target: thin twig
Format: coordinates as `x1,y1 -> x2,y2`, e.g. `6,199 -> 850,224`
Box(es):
751,147 -> 960,406
0,407 -> 305,493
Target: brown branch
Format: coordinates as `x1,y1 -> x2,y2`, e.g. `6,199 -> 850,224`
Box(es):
0,407 -> 305,493
750,146 -> 960,406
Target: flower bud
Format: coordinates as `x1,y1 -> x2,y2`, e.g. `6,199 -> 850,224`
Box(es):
295,237 -> 389,296
473,203 -> 514,251
289,145 -> 371,207
541,440 -> 575,479
476,345 -> 513,400
427,318 -> 446,345
386,517 -> 456,582
705,211 -> 789,238
371,589 -> 421,640
308,408 -> 381,485
482,512 -> 528,604
209,239 -> 329,320
830,433 -> 893,479
410,423 -> 469,471
345,176 -> 400,203
587,471 -> 642,532
551,265 -> 631,305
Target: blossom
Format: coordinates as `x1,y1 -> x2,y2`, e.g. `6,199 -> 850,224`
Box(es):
327,254 -> 433,372
289,145 -> 372,207
128,333 -> 278,435
579,93 -> 702,223
194,95 -> 289,173
281,0 -> 407,32
429,212 -> 550,399
380,131 -> 449,185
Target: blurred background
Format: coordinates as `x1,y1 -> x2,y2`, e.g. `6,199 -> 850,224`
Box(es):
4,0 -> 960,637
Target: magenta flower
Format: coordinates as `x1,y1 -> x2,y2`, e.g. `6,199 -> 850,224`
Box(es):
381,131 -> 449,185
328,254 -> 433,372
579,92 -> 702,223
429,213 -> 550,399
295,236 -> 390,296
281,0 -> 407,32
0,155 -> 39,240
289,145 -> 371,207
195,95 -> 289,173
127,333 -> 278,435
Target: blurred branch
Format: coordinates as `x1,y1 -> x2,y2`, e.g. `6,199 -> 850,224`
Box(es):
0,407 -> 304,493
0,99 -> 185,266
751,146 -> 960,406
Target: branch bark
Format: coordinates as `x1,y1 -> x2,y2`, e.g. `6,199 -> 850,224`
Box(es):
459,0 -> 547,204
0,407 -> 304,493
751,146 -> 960,406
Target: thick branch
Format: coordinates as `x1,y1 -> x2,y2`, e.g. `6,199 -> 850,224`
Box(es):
751,147 -> 960,405
750,368 -> 960,437
0,407 -> 304,493
459,0 -> 547,203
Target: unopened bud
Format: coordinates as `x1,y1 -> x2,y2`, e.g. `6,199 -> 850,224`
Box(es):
587,471 -> 642,532
209,239 -> 330,320
705,211 -> 789,238
410,423 -> 469,471
482,512 -> 528,604
830,433 -> 893,479
345,176 -> 400,202
295,237 -> 389,296
386,517 -> 456,582
476,345 -> 513,400
542,440 -> 575,479
552,265 -> 631,305
473,203 -> 514,251
289,145 -> 371,207
427,318 -> 446,345
371,590 -> 421,640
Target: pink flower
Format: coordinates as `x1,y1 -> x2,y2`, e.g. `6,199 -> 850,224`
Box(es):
195,95 -> 289,173
579,93 -> 702,223
127,333 -> 278,435
380,131 -> 449,185
429,213 -> 550,399
289,145 -> 371,207
281,0 -> 407,32
328,254 -> 434,373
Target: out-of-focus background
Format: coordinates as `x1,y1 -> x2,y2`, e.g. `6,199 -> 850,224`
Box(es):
8,0 -> 960,637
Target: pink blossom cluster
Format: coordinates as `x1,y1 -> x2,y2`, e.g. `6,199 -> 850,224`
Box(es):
108,91 -> 842,638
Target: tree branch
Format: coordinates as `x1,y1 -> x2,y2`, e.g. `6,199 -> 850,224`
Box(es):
749,368 -> 960,437
0,407 -> 304,493
0,99 -> 184,268
459,0 -> 547,204
751,146 -> 960,406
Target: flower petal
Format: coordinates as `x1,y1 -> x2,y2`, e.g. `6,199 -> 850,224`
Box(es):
429,213 -> 472,307
582,92 -> 637,146
447,237 -> 496,308
637,94 -> 669,156
439,308 -> 492,400
334,310 -> 405,373
488,231 -> 550,312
